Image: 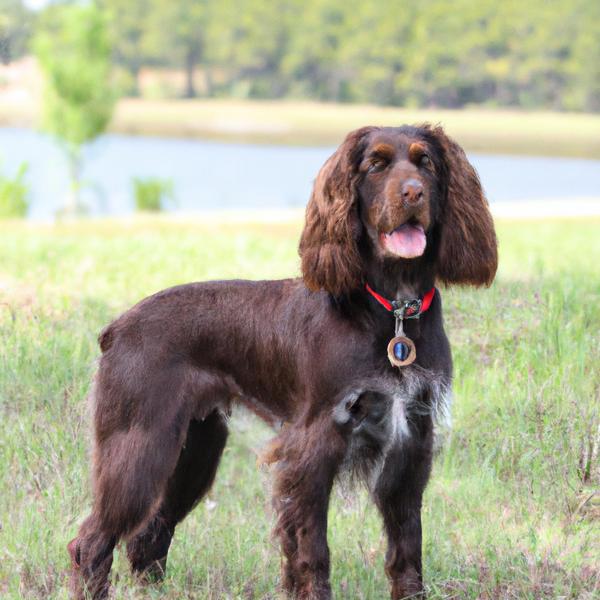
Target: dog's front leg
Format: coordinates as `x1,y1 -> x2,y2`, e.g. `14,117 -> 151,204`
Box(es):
272,417 -> 347,600
374,414 -> 434,599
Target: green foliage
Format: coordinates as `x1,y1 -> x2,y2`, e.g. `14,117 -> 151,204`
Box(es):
0,217 -> 598,597
0,162 -> 28,217
34,4 -> 115,148
95,0 -> 600,111
133,176 -> 174,211
10,0 -> 600,110
97,0 -> 155,96
33,4 -> 117,213
157,0 -> 209,98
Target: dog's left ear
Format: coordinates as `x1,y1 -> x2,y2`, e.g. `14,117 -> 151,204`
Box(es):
432,126 -> 498,286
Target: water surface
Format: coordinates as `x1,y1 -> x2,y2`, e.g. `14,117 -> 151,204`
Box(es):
1,128 -> 598,219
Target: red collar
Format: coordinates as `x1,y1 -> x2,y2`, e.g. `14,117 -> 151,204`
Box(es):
365,283 -> 436,317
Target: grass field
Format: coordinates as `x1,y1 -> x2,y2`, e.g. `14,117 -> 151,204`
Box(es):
2,96 -> 600,158
0,216 -> 599,599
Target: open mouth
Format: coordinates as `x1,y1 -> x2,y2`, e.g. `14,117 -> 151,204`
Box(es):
380,218 -> 427,258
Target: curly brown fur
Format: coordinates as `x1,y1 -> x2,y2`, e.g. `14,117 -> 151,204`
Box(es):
68,124 -> 496,599
299,126 -> 376,295
427,125 -> 498,286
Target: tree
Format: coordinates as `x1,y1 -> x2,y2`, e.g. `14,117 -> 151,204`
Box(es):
145,0 -> 210,98
34,4 -> 116,214
0,0 -> 32,64
99,0 -> 154,96
282,0 -> 355,101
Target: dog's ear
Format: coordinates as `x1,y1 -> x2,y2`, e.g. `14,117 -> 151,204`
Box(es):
299,127 -> 375,296
431,126 -> 498,286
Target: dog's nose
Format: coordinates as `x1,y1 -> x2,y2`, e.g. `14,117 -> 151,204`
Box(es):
401,179 -> 424,205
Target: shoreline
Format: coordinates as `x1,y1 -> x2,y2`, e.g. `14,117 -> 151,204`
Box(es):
2,97 -> 599,158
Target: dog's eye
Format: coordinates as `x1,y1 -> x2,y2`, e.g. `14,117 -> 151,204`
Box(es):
420,155 -> 431,167
368,159 -> 388,173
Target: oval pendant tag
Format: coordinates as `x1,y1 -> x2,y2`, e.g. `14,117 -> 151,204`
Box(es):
387,336 -> 416,367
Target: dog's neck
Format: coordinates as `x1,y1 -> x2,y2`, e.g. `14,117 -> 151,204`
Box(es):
338,255 -> 437,345
363,255 -> 436,302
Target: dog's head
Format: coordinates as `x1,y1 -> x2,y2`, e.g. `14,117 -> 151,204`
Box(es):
299,125 -> 498,296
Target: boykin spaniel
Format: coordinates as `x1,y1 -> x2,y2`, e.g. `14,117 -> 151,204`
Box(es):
68,124 -> 497,599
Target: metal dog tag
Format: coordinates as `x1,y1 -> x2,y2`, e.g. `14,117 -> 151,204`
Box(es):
387,303 -> 417,367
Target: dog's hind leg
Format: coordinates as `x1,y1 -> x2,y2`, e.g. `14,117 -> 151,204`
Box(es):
126,409 -> 229,581
68,379 -> 193,599
67,515 -> 115,600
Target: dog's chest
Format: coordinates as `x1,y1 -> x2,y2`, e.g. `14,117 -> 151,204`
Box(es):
335,367 -> 451,484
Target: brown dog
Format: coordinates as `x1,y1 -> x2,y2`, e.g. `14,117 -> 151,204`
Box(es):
68,124 -> 497,599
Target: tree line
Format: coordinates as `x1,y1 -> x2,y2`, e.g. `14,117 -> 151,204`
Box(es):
2,0 -> 599,111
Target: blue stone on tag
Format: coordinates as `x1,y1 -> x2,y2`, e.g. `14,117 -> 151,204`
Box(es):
393,341 -> 409,361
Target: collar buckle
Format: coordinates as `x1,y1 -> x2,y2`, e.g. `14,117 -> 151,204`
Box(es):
391,298 -> 422,320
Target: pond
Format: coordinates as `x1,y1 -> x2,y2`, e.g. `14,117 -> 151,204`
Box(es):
1,127 -> 599,220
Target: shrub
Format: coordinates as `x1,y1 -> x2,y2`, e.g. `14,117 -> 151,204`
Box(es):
0,163 -> 29,218
133,177 -> 174,212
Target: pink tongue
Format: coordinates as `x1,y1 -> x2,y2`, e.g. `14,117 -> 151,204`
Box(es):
383,224 -> 426,258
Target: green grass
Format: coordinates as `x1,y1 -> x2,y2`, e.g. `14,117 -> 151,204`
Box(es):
0,216 -> 598,599
2,96 -> 600,157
